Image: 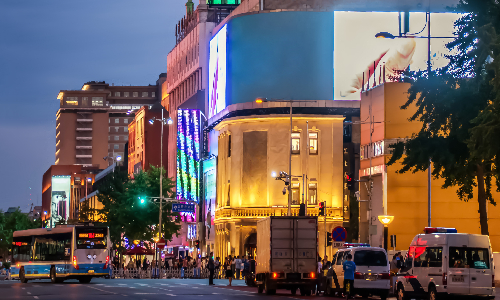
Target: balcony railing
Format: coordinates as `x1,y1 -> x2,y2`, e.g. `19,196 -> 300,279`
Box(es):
215,206 -> 343,220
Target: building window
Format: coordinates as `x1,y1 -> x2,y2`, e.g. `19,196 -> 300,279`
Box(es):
124,92 -> 129,97
115,118 -> 119,123
114,136 -> 119,141
228,135 -> 231,158
124,127 -> 128,132
114,144 -> 119,149
152,92 -> 156,98
65,97 -> 78,105
124,119 -> 128,124
133,92 -> 138,97
291,182 -> 300,205
226,184 -> 231,207
291,132 -> 300,154
115,127 -> 119,132
142,92 -> 148,97
82,97 -> 88,106
308,183 -> 317,205
91,97 -> 103,106
309,132 -> 318,155
114,92 -> 120,97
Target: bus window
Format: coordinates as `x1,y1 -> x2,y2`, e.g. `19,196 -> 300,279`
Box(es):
76,227 -> 107,249
33,233 -> 72,261
12,236 -> 32,262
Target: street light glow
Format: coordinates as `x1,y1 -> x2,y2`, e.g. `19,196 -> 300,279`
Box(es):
149,119 -> 155,125
255,97 -> 265,104
167,118 -> 173,125
116,155 -> 122,162
271,171 -> 277,178
378,215 -> 395,226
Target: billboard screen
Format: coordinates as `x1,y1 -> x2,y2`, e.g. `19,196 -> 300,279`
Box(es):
208,24 -> 227,119
51,176 -> 71,226
177,109 -> 201,202
334,12 -> 461,100
203,157 -> 216,227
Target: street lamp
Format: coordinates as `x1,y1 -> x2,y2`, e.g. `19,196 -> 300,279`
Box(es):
378,215 -> 394,251
256,97 -> 316,216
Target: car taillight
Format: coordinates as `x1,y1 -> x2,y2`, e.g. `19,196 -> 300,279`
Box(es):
379,272 -> 390,280
310,272 -> 315,279
443,273 -> 447,285
354,272 -> 364,279
73,256 -> 79,270
104,256 -> 109,269
272,272 -> 278,279
492,275 -> 495,288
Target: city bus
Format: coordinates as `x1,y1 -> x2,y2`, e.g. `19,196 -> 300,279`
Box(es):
10,225 -> 110,283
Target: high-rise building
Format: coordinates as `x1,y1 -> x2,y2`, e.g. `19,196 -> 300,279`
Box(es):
56,75 -> 165,169
128,102 -> 169,175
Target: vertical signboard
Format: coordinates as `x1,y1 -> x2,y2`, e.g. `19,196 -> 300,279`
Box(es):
208,24 -> 227,118
177,109 -> 201,203
51,175 -> 71,227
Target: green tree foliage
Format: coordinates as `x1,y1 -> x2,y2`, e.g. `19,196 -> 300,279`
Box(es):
388,0 -> 500,235
0,209 -> 41,260
96,166 -> 181,251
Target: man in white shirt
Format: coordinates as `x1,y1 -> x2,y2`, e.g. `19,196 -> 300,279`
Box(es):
234,256 -> 242,279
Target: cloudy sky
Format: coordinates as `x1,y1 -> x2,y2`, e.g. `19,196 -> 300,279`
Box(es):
0,0 -> 192,211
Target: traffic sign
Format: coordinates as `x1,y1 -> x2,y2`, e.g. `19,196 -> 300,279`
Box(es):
157,238 -> 165,249
172,203 -> 196,213
332,226 -> 347,242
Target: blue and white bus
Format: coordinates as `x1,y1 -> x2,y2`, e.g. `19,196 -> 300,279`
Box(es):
10,225 -> 110,283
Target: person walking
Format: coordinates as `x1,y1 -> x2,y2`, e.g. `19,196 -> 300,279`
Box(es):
343,253 -> 356,299
234,256 -> 242,279
195,256 -> 202,278
225,257 -> 233,286
208,253 -> 215,285
215,257 -> 221,279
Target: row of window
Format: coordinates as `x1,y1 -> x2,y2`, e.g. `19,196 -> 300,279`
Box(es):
109,144 -> 121,150
65,97 -> 103,106
113,91 -> 155,98
109,118 -> 130,124
407,246 -> 490,269
109,126 -> 128,133
108,135 -> 127,141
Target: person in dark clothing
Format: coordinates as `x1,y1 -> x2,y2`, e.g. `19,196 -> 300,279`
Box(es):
208,253 -> 215,285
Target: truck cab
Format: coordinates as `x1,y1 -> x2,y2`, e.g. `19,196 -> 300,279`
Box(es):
396,227 -> 495,300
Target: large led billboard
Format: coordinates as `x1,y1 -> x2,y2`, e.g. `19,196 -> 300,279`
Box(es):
177,109 -> 201,202
208,24 -> 227,119
203,157 -> 216,227
334,12 -> 462,100
51,175 -> 71,227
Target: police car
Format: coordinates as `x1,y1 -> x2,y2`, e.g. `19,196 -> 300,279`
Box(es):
396,227 -> 495,300
325,244 -> 390,300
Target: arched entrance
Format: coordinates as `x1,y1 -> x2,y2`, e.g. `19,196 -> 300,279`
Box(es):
244,232 -> 257,258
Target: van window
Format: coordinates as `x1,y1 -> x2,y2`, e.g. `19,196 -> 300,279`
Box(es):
354,250 -> 387,266
336,251 -> 346,265
414,247 -> 442,267
449,247 -> 490,269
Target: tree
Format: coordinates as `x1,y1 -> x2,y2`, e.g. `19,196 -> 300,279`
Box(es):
97,166 -> 181,251
388,0 -> 500,235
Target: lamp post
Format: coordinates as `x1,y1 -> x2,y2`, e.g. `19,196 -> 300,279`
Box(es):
256,98 -> 316,216
378,215 -> 394,251
148,110 -> 172,273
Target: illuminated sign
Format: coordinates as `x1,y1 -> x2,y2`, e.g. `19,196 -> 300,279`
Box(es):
50,176 -> 71,227
177,109 -> 201,203
12,242 -> 28,246
203,157 -> 216,226
208,24 -> 227,118
207,0 -> 240,4
334,12 -> 462,100
78,233 -> 104,238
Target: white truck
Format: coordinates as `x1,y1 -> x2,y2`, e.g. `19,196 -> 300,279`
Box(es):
255,216 -> 318,295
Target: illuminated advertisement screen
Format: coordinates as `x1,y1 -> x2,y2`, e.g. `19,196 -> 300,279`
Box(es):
177,109 -> 201,202
208,24 -> 227,118
50,176 -> 70,227
334,12 -> 462,100
203,157 -> 216,226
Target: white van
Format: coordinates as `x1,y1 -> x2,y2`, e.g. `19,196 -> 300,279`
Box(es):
396,228 -> 495,300
326,245 -> 390,300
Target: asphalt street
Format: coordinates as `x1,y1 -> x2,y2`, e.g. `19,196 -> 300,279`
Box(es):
0,278 -> 497,300
0,278 -> 387,300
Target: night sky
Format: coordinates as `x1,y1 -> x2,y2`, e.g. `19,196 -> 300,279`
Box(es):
0,0 -> 191,212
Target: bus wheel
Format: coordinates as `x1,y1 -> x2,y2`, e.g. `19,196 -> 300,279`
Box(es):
20,267 -> 28,284
50,267 -> 57,283
79,277 -> 92,284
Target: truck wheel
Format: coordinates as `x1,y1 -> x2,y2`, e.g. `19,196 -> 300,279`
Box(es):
264,281 -> 275,295
258,285 -> 263,294
291,288 -> 297,295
